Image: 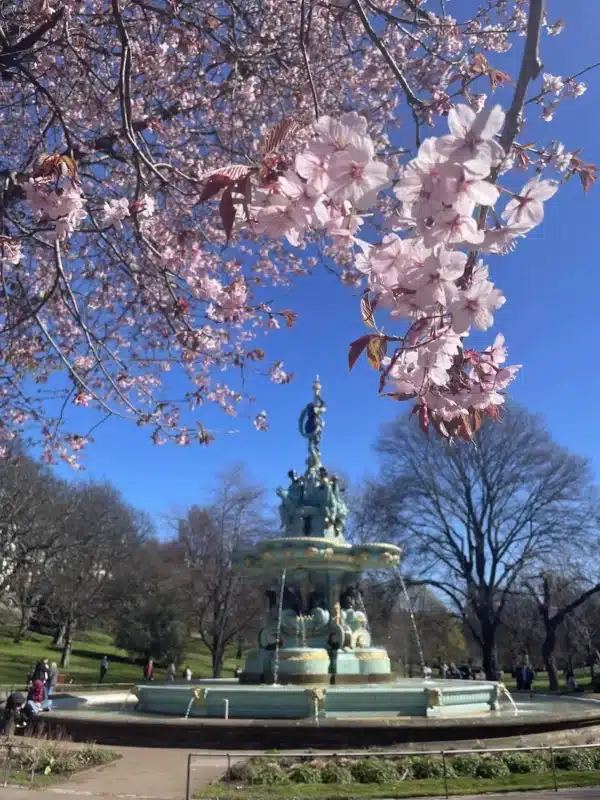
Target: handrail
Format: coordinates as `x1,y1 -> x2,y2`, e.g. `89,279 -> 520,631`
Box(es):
184,742 -> 600,800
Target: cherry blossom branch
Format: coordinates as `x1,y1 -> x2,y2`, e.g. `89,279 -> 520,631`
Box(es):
299,0 -> 321,120
498,0 -> 544,156
352,0 -> 423,114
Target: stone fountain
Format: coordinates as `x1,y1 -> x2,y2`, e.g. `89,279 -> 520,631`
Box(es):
241,376 -> 402,686
134,379 -> 504,720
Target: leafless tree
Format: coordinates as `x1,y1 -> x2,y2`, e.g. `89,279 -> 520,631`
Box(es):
47,482 -> 148,667
524,566 -> 600,690
366,406 -> 598,679
177,465 -> 271,678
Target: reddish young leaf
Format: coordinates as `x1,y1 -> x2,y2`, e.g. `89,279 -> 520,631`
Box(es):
200,164 -> 254,182
219,188 -> 236,244
366,335 -> 386,370
360,292 -> 376,329
261,118 -> 303,157
198,174 -> 232,203
348,334 -> 374,371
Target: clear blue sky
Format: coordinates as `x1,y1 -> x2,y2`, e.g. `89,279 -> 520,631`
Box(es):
52,1 -> 600,533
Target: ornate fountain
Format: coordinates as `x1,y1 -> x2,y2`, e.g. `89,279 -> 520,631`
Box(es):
240,376 -> 402,685
133,379 -> 504,722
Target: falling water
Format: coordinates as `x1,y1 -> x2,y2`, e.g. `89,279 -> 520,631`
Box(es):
183,694 -> 195,719
356,590 -> 370,632
272,568 -> 287,686
295,615 -> 300,648
502,686 -> 519,716
398,574 -> 426,674
299,615 -> 307,648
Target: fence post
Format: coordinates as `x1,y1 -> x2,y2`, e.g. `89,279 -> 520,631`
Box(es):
441,751 -> 449,799
550,747 -> 558,792
185,753 -> 191,800
227,753 -> 231,785
3,744 -> 12,787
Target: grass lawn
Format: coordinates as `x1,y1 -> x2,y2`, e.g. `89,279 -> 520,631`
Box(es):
0,628 -> 240,688
196,770 -> 600,798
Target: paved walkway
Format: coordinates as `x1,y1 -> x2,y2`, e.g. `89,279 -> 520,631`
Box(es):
1,745 -> 231,800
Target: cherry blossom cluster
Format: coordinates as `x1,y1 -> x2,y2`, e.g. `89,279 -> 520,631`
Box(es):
0,0 -> 595,460
245,104 -> 560,437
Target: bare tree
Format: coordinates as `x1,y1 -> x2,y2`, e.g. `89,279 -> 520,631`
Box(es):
524,568 -> 600,690
47,482 -> 147,667
177,465 -> 270,678
368,407 -> 597,679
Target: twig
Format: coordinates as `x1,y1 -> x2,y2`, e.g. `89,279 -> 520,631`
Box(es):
299,0 -> 320,120
353,0 -> 423,145
353,0 -> 422,110
498,0 -> 544,155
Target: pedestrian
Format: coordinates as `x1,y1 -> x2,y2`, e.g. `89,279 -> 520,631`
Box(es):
46,662 -> 58,707
422,664 -> 432,680
566,666 -> 579,692
234,666 -> 242,679
519,662 -> 534,692
183,666 -> 192,681
144,658 -> 154,681
99,655 -> 109,683
166,662 -> 176,682
440,662 -> 448,679
1,691 -> 27,734
32,658 -> 49,684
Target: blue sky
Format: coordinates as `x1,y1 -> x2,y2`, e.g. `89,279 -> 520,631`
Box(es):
51,1 -> 600,533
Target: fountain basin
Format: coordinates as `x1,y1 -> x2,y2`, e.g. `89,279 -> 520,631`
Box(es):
135,679 -> 499,719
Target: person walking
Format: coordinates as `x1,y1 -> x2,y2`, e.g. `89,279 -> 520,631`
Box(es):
143,658 -> 154,681
99,656 -> 109,684
166,662 -> 176,682
32,658 -> 49,684
183,666 -> 192,681
46,662 -> 58,707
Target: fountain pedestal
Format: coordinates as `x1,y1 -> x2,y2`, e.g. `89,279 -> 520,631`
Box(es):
237,378 -> 402,687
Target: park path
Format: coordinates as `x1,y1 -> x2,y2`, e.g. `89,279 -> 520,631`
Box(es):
1,745 -> 234,800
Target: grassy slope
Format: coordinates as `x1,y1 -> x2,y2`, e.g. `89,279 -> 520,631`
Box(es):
0,628 -> 240,687
196,771 -> 600,799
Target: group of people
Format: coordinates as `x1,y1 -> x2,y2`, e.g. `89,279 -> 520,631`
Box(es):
438,662 -> 486,680
1,658 -> 57,733
98,656 -> 193,683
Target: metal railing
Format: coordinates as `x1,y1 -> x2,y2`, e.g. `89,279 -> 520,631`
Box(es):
1,741 -> 41,788
185,742 -> 600,800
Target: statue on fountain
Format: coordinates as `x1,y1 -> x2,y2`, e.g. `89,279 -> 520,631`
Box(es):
276,377 -> 349,540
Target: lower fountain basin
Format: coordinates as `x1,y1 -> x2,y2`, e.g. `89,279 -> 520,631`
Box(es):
134,679 -> 500,719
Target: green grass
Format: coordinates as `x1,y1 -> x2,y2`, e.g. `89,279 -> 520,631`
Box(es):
1,743 -> 120,788
196,770 -> 600,798
0,628 -> 240,688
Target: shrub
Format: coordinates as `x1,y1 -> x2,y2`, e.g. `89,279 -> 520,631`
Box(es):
248,759 -> 289,786
450,755 -> 481,777
288,765 -> 322,784
348,758 -> 398,784
320,761 -> 353,784
410,756 -> 450,779
554,750 -> 594,771
16,744 -> 117,777
503,752 -> 548,774
474,757 -> 510,779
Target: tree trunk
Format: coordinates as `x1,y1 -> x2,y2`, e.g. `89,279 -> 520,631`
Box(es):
481,625 -> 497,681
13,605 -> 34,644
212,640 -> 224,679
542,627 -> 559,691
61,617 -> 76,668
53,620 -> 67,648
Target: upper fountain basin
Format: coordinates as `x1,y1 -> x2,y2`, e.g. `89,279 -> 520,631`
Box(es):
240,537 -> 402,574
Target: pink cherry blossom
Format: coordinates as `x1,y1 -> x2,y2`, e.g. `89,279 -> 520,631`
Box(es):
436,104 -> 505,167
103,198 -> 130,229
327,142 -> 390,205
501,177 -> 558,230
451,279 -> 506,334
